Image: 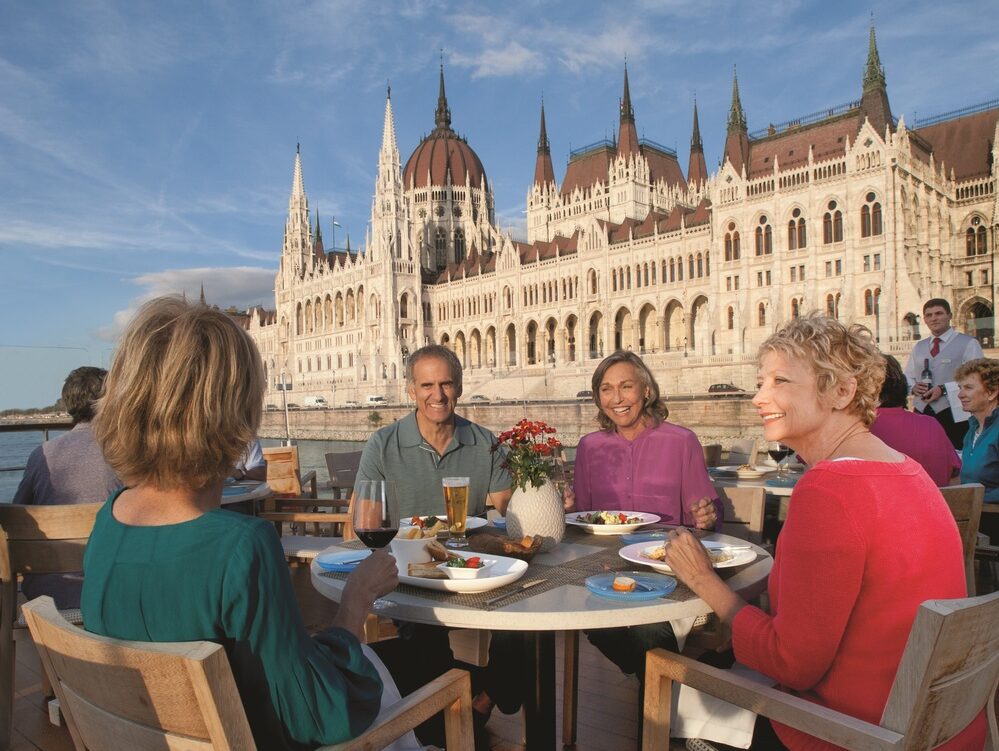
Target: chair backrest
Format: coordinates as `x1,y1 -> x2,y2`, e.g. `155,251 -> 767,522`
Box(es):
881,590 -> 999,750
262,446 -> 302,496
728,438 -> 757,466
938,483 -> 984,596
22,596 -> 256,751
325,450 -> 363,498
701,444 -> 722,468
714,486 -> 766,544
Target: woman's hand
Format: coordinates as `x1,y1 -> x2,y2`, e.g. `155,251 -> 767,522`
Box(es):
690,497 -> 717,530
334,549 -> 398,638
663,527 -> 715,589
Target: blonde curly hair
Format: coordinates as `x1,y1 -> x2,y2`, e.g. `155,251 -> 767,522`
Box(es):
758,314 -> 885,427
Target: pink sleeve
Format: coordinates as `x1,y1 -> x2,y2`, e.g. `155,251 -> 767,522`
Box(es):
679,433 -> 723,528
573,438 -> 593,511
732,478 -> 865,690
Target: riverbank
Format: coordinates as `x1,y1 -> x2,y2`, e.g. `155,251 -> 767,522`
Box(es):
259,396 -> 763,449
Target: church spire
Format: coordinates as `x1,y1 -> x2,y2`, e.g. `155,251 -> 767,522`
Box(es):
727,67 -> 747,134
533,99 -> 555,186
434,59 -> 452,131
617,63 -> 640,157
863,19 -> 886,91
858,20 -> 893,136
282,144 -> 312,266
687,100 -> 708,189
724,68 -> 750,174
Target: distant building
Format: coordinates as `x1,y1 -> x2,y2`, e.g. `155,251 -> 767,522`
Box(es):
245,25 -> 999,404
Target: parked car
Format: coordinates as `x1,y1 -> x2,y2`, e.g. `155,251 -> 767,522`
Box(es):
469,395 -> 490,403
343,400 -> 361,408
366,395 -> 388,406
707,383 -> 745,397
264,404 -> 279,411
286,403 -> 300,410
576,390 -> 593,400
304,396 -> 328,409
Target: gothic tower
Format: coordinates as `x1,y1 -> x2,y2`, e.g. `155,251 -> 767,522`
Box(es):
279,144 -> 314,288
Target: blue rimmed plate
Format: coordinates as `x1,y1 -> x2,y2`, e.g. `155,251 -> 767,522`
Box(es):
620,529 -> 670,544
584,571 -> 677,601
316,549 -> 372,572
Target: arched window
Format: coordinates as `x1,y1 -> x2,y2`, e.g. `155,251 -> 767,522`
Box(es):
864,289 -> 874,316
669,258 -> 676,282
727,306 -> 734,330
979,226 -> 988,254
797,216 -> 807,248
791,298 -> 800,319
861,205 -> 871,237
677,257 -> 684,281
705,251 -> 710,276
724,222 -> 740,261
826,293 -> 837,318
758,302 -> 766,327
688,255 -> 695,278
967,228 -> 977,256
612,269 -> 618,292
435,227 -> 447,267
755,216 -> 772,256
588,269 -> 598,294
733,231 -> 741,259
969,218 -> 988,255
833,210 -> 843,242
696,253 -> 703,277
400,292 -> 409,319
861,193 -> 883,238
823,200 -> 840,244
788,219 -> 798,250
453,229 -> 465,260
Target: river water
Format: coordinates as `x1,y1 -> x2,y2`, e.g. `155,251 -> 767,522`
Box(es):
0,432 -> 577,500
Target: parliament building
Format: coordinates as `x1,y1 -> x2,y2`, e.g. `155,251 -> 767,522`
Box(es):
244,26 -> 999,405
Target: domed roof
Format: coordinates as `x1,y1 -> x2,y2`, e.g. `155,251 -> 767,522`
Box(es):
403,68 -> 488,191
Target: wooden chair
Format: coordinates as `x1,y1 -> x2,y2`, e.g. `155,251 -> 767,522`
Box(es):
22,596 -> 474,751
727,439 -> 757,466
939,483 -> 984,596
642,591 -> 999,751
716,486 -> 766,545
701,444 -> 722,468
262,445 -> 317,500
325,450 -> 363,500
0,502 -> 102,751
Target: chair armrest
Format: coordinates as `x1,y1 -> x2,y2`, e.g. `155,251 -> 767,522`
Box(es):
319,668 -> 474,751
258,512 -> 350,524
643,649 -> 904,751
301,470 -> 318,499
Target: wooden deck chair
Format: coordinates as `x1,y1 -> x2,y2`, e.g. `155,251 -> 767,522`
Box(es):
716,486 -> 766,545
642,590 -> 999,751
727,439 -> 757,466
939,483 -> 984,596
701,444 -> 722,468
262,445 -> 317,500
325,450 -> 363,501
22,596 -> 474,751
0,502 -> 102,751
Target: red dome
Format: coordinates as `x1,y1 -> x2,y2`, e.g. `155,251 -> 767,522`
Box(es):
404,129 -> 488,190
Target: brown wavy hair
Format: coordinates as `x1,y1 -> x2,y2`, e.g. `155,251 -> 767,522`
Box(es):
590,350 -> 669,431
93,297 -> 264,490
955,358 -> 999,394
758,314 -> 885,427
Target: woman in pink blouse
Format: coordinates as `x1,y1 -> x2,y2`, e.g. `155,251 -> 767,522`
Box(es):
565,350 -> 721,677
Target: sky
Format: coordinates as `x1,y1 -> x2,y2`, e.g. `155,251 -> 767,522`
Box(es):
1,0 -> 996,409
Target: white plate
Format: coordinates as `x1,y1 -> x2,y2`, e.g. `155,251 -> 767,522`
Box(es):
565,511 -> 661,535
400,515 -> 488,530
713,465 -> 776,480
399,553 -> 528,593
618,540 -> 757,574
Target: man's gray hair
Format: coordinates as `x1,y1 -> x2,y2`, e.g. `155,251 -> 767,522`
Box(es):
405,345 -> 463,391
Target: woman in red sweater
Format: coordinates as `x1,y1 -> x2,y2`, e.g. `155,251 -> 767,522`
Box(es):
665,315 -> 984,751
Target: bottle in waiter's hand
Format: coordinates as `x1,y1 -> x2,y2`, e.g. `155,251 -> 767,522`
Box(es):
919,358 -> 933,394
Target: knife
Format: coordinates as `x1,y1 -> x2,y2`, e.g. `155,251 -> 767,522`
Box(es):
484,578 -> 547,606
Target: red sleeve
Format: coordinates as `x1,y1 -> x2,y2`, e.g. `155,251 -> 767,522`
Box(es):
732,476 -> 865,690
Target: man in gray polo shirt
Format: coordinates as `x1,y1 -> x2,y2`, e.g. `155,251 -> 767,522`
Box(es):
357,344 -> 512,518
360,345 -> 516,750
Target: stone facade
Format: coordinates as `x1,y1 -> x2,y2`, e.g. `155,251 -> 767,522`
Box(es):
245,27 -> 999,409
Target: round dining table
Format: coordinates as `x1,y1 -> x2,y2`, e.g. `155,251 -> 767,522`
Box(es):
311,525 -> 772,750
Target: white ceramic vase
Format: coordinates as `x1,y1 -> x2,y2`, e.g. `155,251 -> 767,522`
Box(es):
505,480 -> 565,551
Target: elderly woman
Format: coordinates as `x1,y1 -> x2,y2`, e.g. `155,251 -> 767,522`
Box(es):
568,350 -> 721,528
956,357 -> 999,504
869,354 -> 960,485
665,315 -> 982,751
566,351 -> 720,677
84,297 -> 406,751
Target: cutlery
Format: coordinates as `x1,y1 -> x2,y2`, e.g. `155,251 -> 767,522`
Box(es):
484,578 -> 547,606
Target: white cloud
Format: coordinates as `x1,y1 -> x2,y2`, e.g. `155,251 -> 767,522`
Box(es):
452,42 -> 544,79
98,266 -> 276,341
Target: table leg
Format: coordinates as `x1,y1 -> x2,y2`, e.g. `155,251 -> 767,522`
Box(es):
523,631 -> 556,750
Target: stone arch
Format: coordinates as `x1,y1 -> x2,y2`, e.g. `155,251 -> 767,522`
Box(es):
440,332 -> 451,346
663,299 -> 684,351
544,317 -> 557,362
565,314 -> 578,362
637,303 -> 657,353
614,306 -> 634,351
588,310 -> 604,359
503,323 -> 517,366
485,326 -> 497,368
525,320 -> 539,365
345,289 -> 356,322
304,300 -> 313,334
690,295 -> 710,354
296,303 -> 304,335
903,312 -> 920,341
454,331 -> 467,367
469,328 -> 482,369
334,293 -> 344,327
959,297 -> 994,347
324,295 -> 333,331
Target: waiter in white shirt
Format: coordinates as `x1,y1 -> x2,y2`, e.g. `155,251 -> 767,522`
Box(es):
904,298 -> 984,449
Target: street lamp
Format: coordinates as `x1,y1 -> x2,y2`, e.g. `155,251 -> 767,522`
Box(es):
548,353 -> 556,399
279,370 -> 291,446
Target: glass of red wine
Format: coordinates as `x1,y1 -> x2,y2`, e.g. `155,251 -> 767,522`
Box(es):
768,442 -> 793,479
351,479 -> 398,609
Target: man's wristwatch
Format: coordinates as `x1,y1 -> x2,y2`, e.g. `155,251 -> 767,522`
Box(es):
939,384 -> 947,396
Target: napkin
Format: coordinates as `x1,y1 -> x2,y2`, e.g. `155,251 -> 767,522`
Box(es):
669,662 -> 775,748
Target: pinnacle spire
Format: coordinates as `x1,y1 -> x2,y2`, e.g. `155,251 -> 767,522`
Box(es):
381,86 -> 398,156
863,19 -> 887,91
537,100 -> 550,154
727,66 -> 747,134
620,63 -> 635,123
533,99 -> 556,186
199,283 -> 206,305
435,58 -> 451,131
690,100 -> 703,152
291,145 -> 306,202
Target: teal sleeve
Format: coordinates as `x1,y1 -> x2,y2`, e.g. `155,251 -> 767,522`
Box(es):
221,522 -> 383,748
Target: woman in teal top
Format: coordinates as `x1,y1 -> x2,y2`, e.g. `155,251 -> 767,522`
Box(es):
956,358 -> 999,504
84,297 -> 399,751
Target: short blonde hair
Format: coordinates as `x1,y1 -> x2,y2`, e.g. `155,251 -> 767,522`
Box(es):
759,314 -> 885,427
955,358 -> 999,394
94,297 -> 264,490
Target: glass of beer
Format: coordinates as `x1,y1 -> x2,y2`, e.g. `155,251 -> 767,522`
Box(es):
442,476 -> 471,548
